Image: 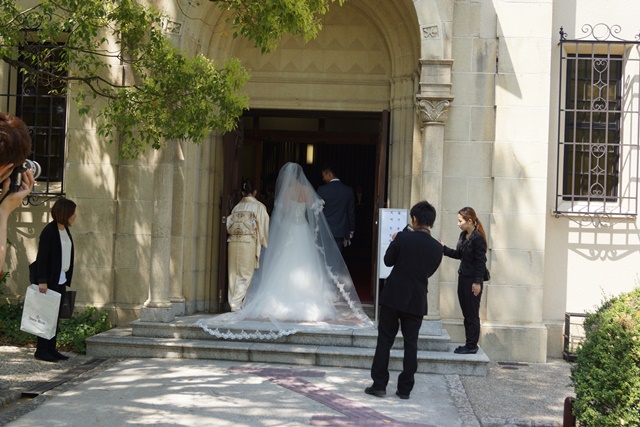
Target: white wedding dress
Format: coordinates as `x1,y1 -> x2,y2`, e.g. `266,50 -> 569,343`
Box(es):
197,162 -> 373,339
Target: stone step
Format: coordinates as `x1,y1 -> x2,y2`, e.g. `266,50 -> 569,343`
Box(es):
86,315 -> 490,376
128,315 -> 452,352
86,328 -> 489,376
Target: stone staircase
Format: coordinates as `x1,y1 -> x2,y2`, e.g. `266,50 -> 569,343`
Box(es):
86,313 -> 490,376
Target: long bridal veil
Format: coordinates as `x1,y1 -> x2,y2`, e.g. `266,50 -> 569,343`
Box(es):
197,162 -> 374,339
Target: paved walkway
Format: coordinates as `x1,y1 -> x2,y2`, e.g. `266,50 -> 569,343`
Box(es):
0,348 -> 573,427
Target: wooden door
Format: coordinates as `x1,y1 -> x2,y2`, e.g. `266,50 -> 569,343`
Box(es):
216,129 -> 243,309
371,110 -> 390,298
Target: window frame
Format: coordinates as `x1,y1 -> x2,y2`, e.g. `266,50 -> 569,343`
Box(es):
0,41 -> 68,201
554,25 -> 640,218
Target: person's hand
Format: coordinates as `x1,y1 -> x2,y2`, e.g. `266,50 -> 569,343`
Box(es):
391,232 -> 398,240
472,283 -> 481,296
39,283 -> 48,294
0,169 -> 34,214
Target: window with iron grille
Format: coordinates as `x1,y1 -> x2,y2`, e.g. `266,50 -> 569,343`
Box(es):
0,42 -> 67,198
555,26 -> 640,218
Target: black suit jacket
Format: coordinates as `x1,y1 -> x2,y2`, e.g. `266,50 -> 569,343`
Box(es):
35,221 -> 74,288
317,180 -> 355,239
443,230 -> 487,284
380,229 -> 442,316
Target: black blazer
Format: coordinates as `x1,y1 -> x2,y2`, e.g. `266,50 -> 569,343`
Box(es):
317,180 -> 355,239
35,221 -> 74,288
380,229 -> 443,316
443,230 -> 487,284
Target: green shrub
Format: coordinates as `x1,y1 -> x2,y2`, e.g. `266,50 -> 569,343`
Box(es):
0,301 -> 113,354
570,287 -> 640,426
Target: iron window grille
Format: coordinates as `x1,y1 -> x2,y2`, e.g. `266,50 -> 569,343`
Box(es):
0,42 -> 67,202
555,25 -> 640,219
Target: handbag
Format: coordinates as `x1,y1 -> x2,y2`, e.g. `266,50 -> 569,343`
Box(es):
59,290 -> 77,319
483,266 -> 491,281
20,284 -> 61,340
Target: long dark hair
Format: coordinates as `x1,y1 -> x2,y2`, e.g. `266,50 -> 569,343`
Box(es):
459,207 -> 487,251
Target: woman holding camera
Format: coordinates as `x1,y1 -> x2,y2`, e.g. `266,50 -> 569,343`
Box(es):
34,198 -> 77,362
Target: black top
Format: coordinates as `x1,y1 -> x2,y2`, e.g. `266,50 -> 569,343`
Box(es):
35,221 -> 74,288
317,180 -> 355,239
443,230 -> 487,284
380,228 -> 443,316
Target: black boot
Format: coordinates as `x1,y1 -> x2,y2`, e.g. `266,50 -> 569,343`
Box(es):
35,337 -> 58,362
48,335 -> 69,360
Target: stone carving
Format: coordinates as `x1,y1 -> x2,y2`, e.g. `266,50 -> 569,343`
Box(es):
421,25 -> 440,39
164,19 -> 183,36
416,98 -> 452,125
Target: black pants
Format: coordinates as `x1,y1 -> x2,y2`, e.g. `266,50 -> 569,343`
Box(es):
35,283 -> 65,355
457,275 -> 482,348
370,305 -> 422,395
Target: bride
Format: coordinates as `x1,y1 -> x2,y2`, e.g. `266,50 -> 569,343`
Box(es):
197,162 -> 373,338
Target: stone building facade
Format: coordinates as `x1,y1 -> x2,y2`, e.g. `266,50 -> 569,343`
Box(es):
2,0 -> 639,363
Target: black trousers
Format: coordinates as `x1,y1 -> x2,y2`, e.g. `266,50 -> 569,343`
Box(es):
457,275 -> 482,348
35,283 -> 65,355
370,305 -> 422,395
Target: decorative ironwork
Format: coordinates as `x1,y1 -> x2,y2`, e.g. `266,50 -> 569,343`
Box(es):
554,26 -> 640,220
0,43 -> 67,198
24,194 -> 63,207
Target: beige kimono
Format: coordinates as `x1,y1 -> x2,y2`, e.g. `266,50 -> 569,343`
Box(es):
226,196 -> 269,311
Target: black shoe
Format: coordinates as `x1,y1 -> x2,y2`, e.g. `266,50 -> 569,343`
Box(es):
454,345 -> 465,353
34,351 -> 59,363
454,345 -> 478,354
51,350 -> 70,360
364,386 -> 386,397
395,391 -> 410,400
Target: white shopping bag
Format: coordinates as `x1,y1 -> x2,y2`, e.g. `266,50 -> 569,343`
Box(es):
20,284 -> 61,340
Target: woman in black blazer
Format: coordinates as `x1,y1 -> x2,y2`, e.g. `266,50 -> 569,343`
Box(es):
443,207 -> 488,355
34,198 -> 76,362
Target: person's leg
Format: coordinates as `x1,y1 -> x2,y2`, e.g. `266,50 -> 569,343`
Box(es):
35,336 -> 56,362
397,312 -> 422,397
459,276 -> 481,349
49,284 -> 69,360
228,242 -> 255,311
369,305 -> 399,392
465,282 -> 482,348
456,275 -> 469,348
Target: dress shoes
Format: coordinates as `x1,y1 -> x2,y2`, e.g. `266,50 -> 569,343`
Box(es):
364,386 -> 386,397
395,391 -> 410,400
51,350 -> 70,360
34,351 -> 59,363
454,345 -> 478,354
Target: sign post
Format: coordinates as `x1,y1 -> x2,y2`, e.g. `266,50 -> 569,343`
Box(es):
375,208 -> 410,322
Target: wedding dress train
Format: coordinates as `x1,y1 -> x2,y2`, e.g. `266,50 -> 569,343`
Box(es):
196,162 -> 373,339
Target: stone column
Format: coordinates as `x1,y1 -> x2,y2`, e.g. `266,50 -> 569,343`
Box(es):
139,143 -> 177,323
416,59 -> 453,334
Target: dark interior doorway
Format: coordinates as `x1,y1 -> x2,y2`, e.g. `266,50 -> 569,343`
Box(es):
236,109 -> 383,302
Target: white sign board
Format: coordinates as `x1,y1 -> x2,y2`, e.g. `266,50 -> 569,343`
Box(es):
377,208 -> 410,279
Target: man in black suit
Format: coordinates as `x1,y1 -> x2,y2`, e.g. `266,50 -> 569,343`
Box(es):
317,165 -> 355,252
365,200 -> 443,400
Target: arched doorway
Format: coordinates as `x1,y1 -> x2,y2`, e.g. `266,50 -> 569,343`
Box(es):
205,0 -> 420,310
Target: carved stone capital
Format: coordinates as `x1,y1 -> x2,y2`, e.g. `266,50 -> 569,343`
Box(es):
416,97 -> 453,125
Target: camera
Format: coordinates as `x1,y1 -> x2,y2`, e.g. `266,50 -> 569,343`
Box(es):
9,159 -> 41,193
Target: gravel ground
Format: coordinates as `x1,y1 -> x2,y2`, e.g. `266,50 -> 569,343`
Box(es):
0,345 -> 575,427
